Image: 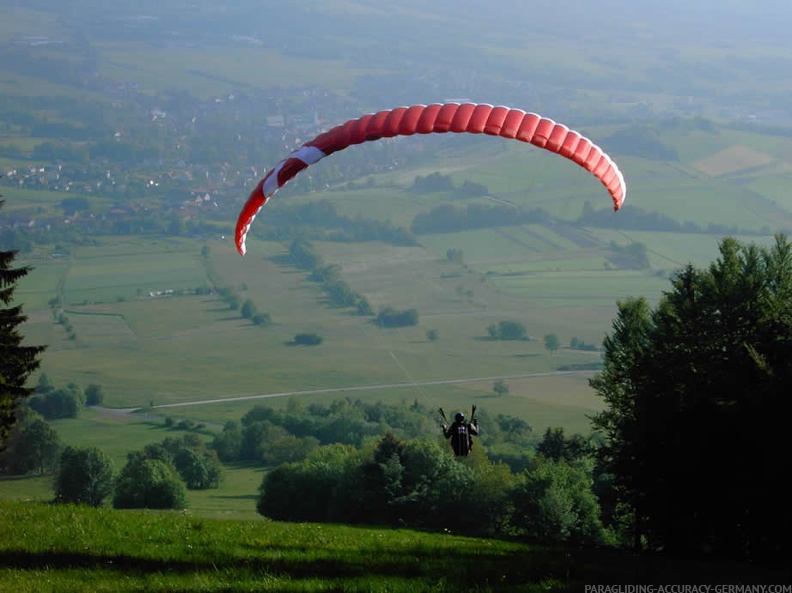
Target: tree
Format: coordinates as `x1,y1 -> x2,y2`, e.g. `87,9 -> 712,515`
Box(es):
258,443 -> 358,522
591,236 -> 792,561
0,412 -> 61,475
54,445 -> 115,507
27,384 -> 83,419
511,458 -> 606,546
212,421 -> 243,462
356,296 -> 373,316
240,299 -> 257,319
36,373 -> 54,394
425,329 -> 439,342
173,447 -> 222,490
589,297 -> 652,550
492,380 -> 509,397
1,197 -> 46,447
374,307 -> 419,328
84,383 -> 105,406
536,427 -> 591,462
543,333 -> 560,354
293,332 -> 323,346
252,313 -> 271,326
487,320 -> 527,341
226,293 -> 240,310
113,454 -> 187,510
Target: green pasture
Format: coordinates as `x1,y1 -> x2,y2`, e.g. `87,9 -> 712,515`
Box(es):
18,232 -> 620,419
483,257 -> 612,276
13,135 -> 785,418
5,55 -> 792,508
626,173 -> 777,232
590,229 -> 779,272
0,187 -> 78,215
0,366 -> 604,522
62,241 -> 208,305
15,258 -> 67,308
668,126 -> 792,165
417,228 -> 569,264
490,269 -> 668,309
288,186 -> 430,229
391,126 -> 792,233
744,174 -> 792,212
49,411 -> 181,468
49,410 -> 265,521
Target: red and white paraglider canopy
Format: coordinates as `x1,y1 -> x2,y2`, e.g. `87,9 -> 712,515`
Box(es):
236,103 -> 626,255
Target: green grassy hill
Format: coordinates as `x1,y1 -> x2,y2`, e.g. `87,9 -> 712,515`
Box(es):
0,501 -> 785,592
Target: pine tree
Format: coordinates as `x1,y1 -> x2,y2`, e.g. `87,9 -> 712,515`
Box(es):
1,197 -> 46,447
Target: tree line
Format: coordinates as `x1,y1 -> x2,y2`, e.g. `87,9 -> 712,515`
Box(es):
590,235 -> 792,562
287,238 -> 419,327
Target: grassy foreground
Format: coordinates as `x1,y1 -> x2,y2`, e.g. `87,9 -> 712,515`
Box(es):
0,502 -> 787,592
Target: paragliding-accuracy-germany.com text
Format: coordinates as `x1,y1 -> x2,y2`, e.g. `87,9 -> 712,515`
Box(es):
585,586 -> 791,593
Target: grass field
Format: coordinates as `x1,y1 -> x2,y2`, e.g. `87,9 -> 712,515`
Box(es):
1,501 -> 786,591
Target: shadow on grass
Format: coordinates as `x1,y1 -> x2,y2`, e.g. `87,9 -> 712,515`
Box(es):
1,546 -> 786,586
0,546 -> 574,585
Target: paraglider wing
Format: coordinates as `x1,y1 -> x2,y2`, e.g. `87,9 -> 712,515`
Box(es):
235,103 -> 626,255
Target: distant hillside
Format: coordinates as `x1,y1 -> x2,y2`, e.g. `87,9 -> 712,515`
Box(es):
3,0 -> 792,120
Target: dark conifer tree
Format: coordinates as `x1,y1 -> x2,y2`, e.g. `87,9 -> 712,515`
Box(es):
1,196 -> 46,447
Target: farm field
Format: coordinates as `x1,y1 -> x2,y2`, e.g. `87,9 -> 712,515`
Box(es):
18,231 -> 615,408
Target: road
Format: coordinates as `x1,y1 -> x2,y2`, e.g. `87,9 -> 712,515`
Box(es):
109,370 -> 594,414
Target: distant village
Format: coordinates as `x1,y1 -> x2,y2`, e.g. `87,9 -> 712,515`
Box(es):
0,73 -> 360,234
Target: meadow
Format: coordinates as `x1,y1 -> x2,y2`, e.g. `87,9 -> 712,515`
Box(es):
1,501 -> 785,591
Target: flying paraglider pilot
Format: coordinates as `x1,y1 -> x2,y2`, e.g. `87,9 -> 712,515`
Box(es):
443,411 -> 478,457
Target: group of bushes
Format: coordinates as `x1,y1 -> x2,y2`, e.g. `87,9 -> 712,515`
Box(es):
1,406 -> 222,510
257,431 -> 609,545
26,375 -> 104,420
216,286 -> 272,326
211,398 -> 540,473
206,397 -> 610,544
